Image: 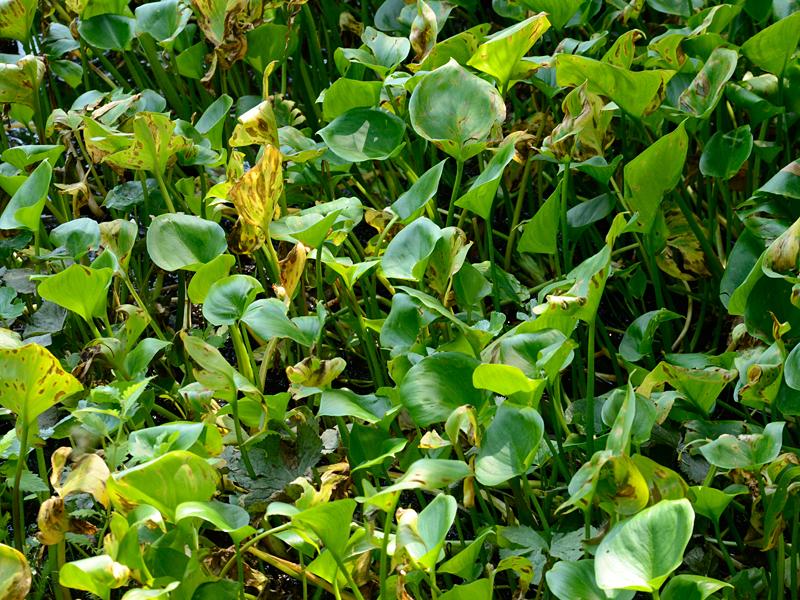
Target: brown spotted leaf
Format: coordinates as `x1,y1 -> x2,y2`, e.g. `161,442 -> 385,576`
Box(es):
228,144 -> 283,254
0,543 -> 31,600
0,0 -> 37,41
0,343 -> 83,429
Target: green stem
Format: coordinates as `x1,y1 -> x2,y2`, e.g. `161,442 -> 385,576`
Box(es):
219,522 -> 293,578
12,421 -> 30,551
228,324 -> 256,478
154,170 -> 176,213
504,155 -> 533,269
585,321 -> 596,456
379,496 -> 400,600
560,162 -> 571,274
446,160 -> 464,227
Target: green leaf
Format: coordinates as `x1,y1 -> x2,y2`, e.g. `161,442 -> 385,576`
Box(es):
467,13 -> 550,91
547,559 -> 634,600
50,217 -> 101,258
475,403 -> 544,486
0,160 -> 52,232
624,122 -> 688,232
175,500 -> 252,540
195,94 -> 233,151
360,458 -> 470,511
741,11 -> 800,75
1,144 -> 63,169
382,217 -> 441,280
78,14 -> 135,50
661,574 -> 732,600
699,421 -> 784,470
439,529 -> 493,579
518,182 -> 561,255
37,264 -> 113,325
201,274 -> 263,326
409,59 -> 506,161
595,499 -> 695,592
392,159 -> 446,221
134,0 -> 191,47
678,47 -> 738,118
699,125 -> 753,180
455,142 -> 517,220
519,0 -> 581,29
292,499 -> 355,558
0,543 -> 31,600
687,484 -> 747,524
555,54 -> 674,118
318,107 -> 405,163
245,23 -> 298,72
60,556 -> 129,600
322,78 -> 382,122
439,579 -> 492,600
399,352 -> 485,426
106,450 -> 219,521
318,388 -> 391,423
146,213 -> 227,271
396,493 -> 457,570
187,254 -> 236,304
619,308 -> 681,362
241,298 -> 314,346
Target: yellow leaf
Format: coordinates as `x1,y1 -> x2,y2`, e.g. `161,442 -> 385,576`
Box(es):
51,447 -> 111,507
228,145 -> 283,254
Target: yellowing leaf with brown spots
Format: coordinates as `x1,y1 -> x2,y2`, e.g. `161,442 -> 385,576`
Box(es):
228,144 -> 283,254
50,447 -> 111,507
0,343 -> 83,429
0,55 -> 44,107
0,543 -> 31,600
278,242 -> 307,301
229,100 -> 279,148
104,112 -> 188,174
0,0 -> 37,42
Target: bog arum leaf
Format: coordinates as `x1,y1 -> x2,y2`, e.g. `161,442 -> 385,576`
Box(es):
134,0 -> 191,47
678,47 -> 738,118
409,59 -> 506,162
518,182 -> 561,255
382,216 -> 441,280
175,500 -> 252,541
699,421 -> 784,470
699,125 -> 753,180
0,543 -> 31,600
624,122 -> 688,232
360,458 -> 470,511
146,213 -> 227,271
292,499 -> 355,558
660,575 -> 732,600
321,78 -> 382,121
187,254 -> 236,304
106,450 -> 219,520
555,54 -> 674,118
0,0 -> 37,41
37,264 -> 113,325
1,144 -> 63,169
547,559 -> 634,600
687,484 -> 747,524
741,11 -> 800,75
104,112 -> 188,173
201,274 -> 263,326
0,160 -> 52,232
0,55 -> 44,107
391,159 -> 447,221
595,499 -> 694,592
619,308 -> 681,362
396,493 -> 457,571
242,298 -> 314,346
60,555 -> 130,600
455,142 -> 517,220
475,403 -> 544,486
318,107 -> 405,163
467,13 -> 550,92
399,352 -> 485,426
228,144 -> 283,254
77,14 -> 136,50
50,447 -> 110,507
518,0 -> 581,29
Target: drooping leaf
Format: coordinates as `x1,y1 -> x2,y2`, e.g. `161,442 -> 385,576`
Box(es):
0,160 -> 52,232
0,543 -> 32,600
699,421 -> 784,470
678,47 -> 738,118
661,574 -> 732,600
59,556 -> 130,600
